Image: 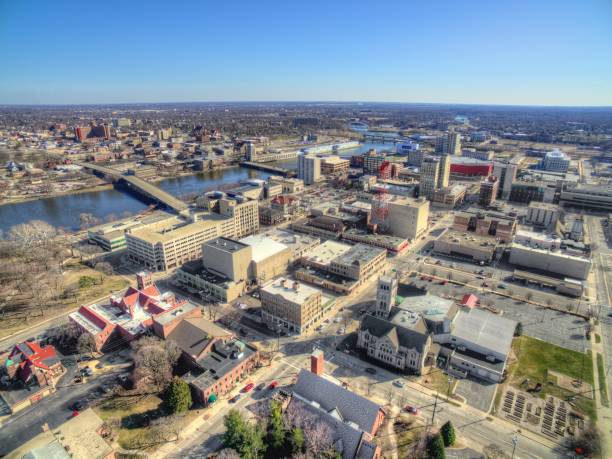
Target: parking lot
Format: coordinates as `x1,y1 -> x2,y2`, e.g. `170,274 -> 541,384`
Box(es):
405,272 -> 589,353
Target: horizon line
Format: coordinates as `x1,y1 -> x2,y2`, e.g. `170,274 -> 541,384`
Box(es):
1,100 -> 612,109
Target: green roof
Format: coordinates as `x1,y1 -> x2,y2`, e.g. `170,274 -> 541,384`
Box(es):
208,393 -> 217,403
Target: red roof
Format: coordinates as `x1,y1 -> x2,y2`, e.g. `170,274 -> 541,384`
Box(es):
9,341 -> 59,383
461,294 -> 479,308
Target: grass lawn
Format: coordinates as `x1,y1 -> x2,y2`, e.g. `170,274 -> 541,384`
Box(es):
597,353 -> 609,407
95,394 -> 164,450
510,336 -> 596,420
421,368 -> 457,396
0,266 -> 129,339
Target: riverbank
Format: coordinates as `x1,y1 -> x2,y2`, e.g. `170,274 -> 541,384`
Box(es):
0,164 -> 242,208
0,182 -> 116,207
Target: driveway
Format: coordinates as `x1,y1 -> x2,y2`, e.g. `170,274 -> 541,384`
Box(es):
454,377 -> 498,413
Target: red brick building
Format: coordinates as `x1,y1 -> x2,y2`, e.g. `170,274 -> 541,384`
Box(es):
2,341 -> 64,387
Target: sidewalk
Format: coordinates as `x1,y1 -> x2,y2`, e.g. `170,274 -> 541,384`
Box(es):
590,322 -> 612,456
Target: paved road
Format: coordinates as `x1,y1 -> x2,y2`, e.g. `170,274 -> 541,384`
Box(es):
0,363 -> 126,455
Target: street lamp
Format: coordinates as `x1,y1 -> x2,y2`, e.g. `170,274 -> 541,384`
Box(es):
511,434 -> 519,459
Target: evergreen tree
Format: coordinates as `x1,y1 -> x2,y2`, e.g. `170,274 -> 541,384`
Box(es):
291,427 -> 304,453
515,322 -> 523,336
222,410 -> 266,459
223,410 -> 247,452
440,421 -> 456,447
166,377 -> 192,414
269,400 -> 285,449
427,433 -> 446,459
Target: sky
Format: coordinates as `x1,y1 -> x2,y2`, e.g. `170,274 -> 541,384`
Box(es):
1,0 -> 611,106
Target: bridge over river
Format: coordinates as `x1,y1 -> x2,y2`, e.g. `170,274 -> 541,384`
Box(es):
76,162 -> 189,215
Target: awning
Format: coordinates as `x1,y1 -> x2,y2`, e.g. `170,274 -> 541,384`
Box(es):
208,393 -> 217,403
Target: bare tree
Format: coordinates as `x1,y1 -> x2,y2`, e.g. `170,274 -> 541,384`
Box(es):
105,213 -> 118,223
385,386 -> 395,404
94,261 -> 114,280
131,336 -> 180,392
304,421 -> 334,457
150,414 -> 185,443
77,333 -> 97,357
79,213 -> 100,230
216,449 -> 241,459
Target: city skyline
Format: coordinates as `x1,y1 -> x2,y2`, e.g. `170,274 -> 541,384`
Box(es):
1,0 -> 611,106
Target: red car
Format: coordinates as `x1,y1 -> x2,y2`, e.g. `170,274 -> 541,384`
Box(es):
242,382 -> 255,393
268,380 -> 278,390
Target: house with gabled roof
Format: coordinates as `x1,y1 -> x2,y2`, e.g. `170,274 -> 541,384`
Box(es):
286,352 -> 385,459
69,272 -> 200,351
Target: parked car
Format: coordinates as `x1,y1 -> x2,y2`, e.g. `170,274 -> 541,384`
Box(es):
365,367 -> 377,375
230,394 -> 241,403
255,382 -> 266,391
497,284 -> 506,289
268,380 -> 279,390
242,382 -> 255,393
337,327 -> 345,334
404,405 -> 420,415
393,380 -> 405,388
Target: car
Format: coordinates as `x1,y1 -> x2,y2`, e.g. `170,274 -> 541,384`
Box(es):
393,380 -> 404,388
482,282 -> 489,288
334,317 -> 342,323
497,284 -> 506,289
255,382 -> 266,391
268,380 -> 279,390
239,328 -> 247,336
365,367 -> 377,375
95,362 -> 104,369
337,327 -> 345,334
476,276 -> 484,280
80,367 -> 93,377
404,405 -> 420,415
242,382 -> 255,393
70,400 -> 88,411
230,394 -> 241,403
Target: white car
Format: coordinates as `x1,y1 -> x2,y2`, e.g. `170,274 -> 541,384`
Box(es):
393,380 -> 404,388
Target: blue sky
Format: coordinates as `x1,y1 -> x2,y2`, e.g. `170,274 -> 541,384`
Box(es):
1,0 -> 611,105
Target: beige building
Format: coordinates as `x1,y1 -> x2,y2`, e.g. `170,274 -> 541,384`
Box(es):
321,155 -> 350,176
240,234 -> 292,283
202,237 -> 252,282
329,244 -> 387,281
433,184 -> 466,208
198,193 -> 260,238
508,243 -> 592,280
260,278 -> 323,334
126,215 -> 234,271
386,196 -> 429,240
268,175 -> 305,194
433,230 -> 500,263
420,156 -> 440,200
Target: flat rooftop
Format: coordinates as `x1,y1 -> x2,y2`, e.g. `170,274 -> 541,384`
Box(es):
332,243 -> 386,266
239,234 -> 289,263
205,237 -> 250,253
302,240 -> 352,267
452,309 -> 516,359
129,214 -> 230,244
438,230 -> 500,248
388,195 -> 429,207
261,278 -> 321,304
510,242 -> 591,261
396,294 -> 455,323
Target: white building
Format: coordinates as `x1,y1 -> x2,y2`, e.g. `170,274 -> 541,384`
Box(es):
526,202 -> 559,226
541,149 -> 570,172
297,153 -> 321,185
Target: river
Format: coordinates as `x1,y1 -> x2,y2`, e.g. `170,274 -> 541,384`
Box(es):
0,141 -> 393,234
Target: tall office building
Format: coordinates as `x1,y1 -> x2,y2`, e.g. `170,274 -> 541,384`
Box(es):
298,153 -> 321,185
435,131 -> 461,155
479,176 -> 499,207
437,154 -> 451,189
420,156 -> 440,200
493,160 -> 519,199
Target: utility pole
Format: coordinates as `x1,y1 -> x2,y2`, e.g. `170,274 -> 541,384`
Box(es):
430,391 -> 439,427
511,434 -> 518,459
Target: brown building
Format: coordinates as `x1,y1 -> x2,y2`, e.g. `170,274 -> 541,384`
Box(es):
479,176 -> 499,207
321,156 -> 350,176
183,339 -> 259,406
452,209 -> 516,243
